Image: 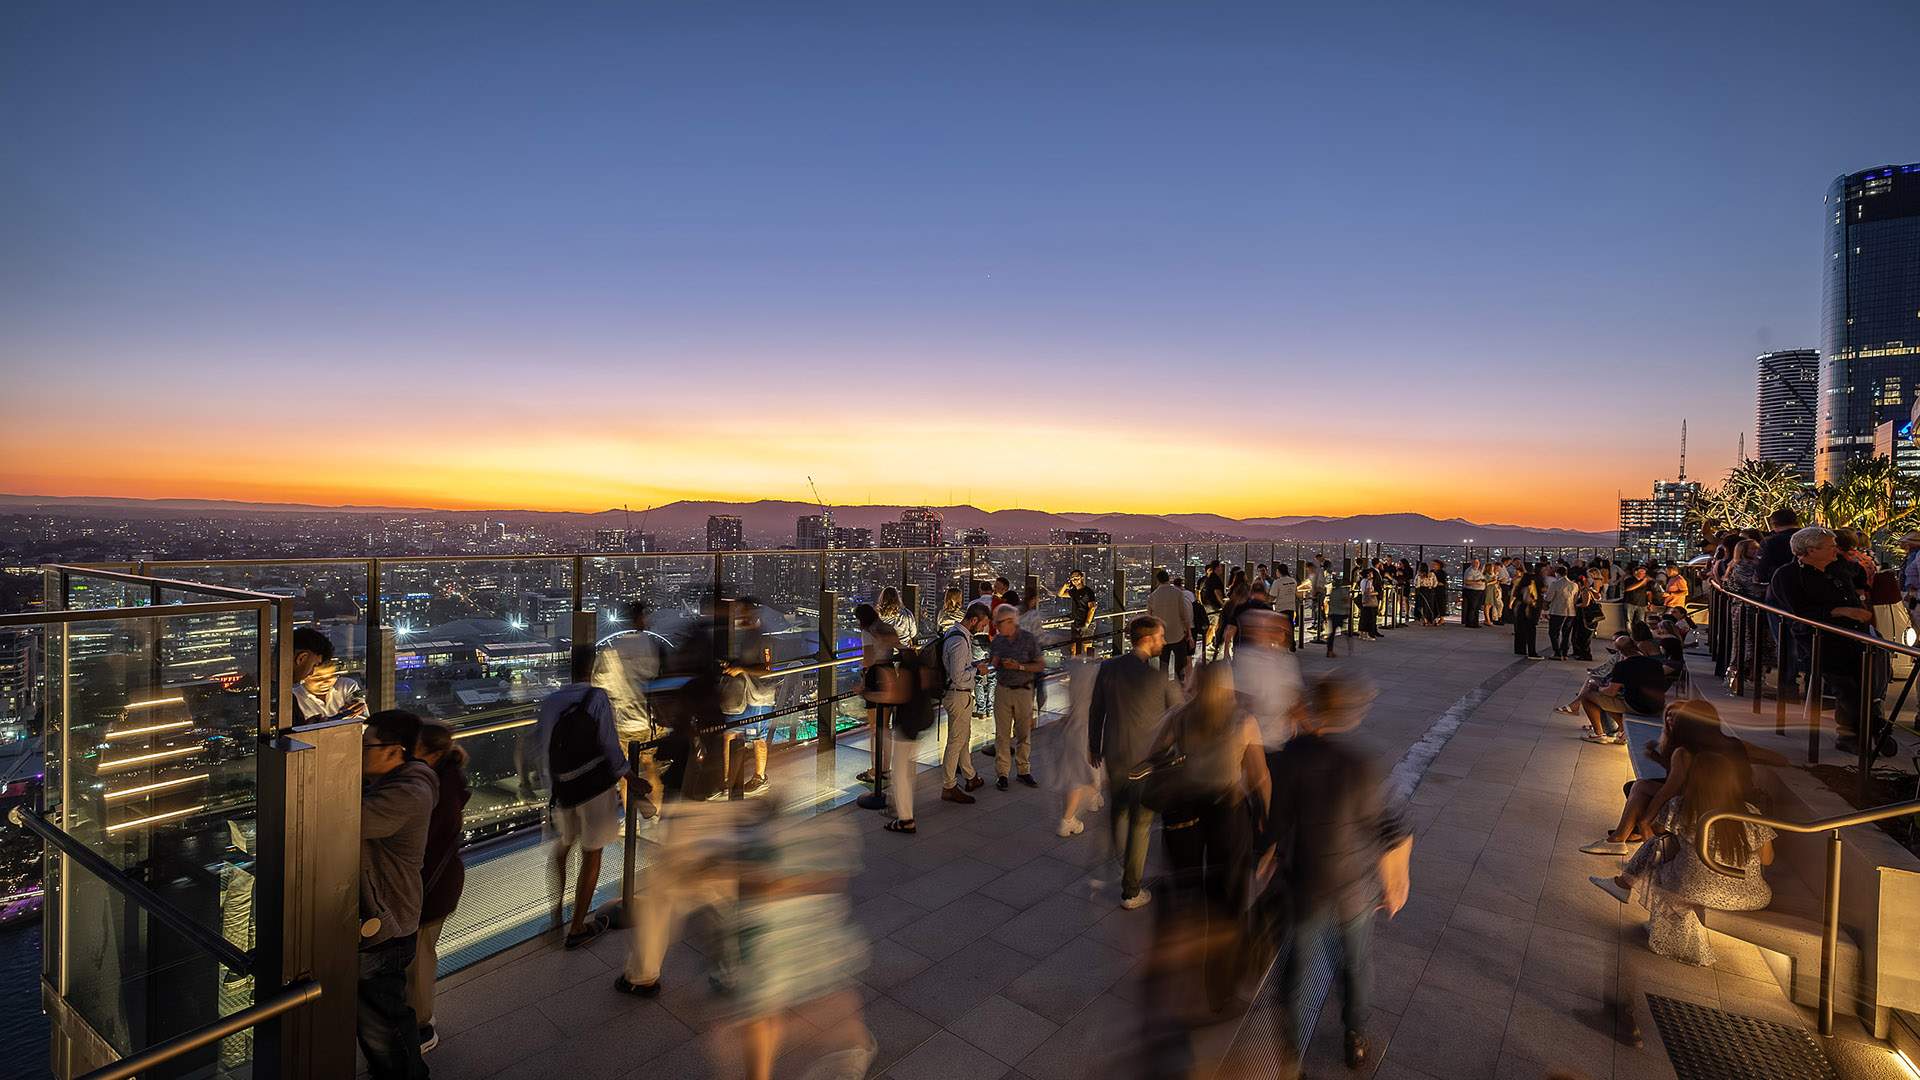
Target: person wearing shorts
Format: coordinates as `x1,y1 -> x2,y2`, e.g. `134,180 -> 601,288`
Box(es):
537,648 -> 629,949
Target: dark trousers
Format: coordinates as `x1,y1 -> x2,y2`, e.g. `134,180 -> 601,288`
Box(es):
1161,637 -> 1193,681
1359,605 -> 1378,636
1513,611 -> 1539,656
1279,909 -> 1374,1055
1162,799 -> 1252,1010
1547,614 -> 1574,657
1107,775 -> 1155,899
1461,589 -> 1482,627
1571,616 -> 1594,660
360,935 -> 428,1080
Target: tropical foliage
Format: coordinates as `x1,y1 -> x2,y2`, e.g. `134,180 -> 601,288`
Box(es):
1689,455 -> 1920,556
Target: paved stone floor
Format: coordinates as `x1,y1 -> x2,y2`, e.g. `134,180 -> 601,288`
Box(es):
425,622 -> 1866,1080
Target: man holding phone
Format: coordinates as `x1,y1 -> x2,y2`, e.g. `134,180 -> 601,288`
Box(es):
292,625 -> 368,723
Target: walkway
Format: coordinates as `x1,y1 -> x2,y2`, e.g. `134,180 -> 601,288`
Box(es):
420,624 -> 1852,1080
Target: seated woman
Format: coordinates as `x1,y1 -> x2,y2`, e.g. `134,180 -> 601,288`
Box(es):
1591,751 -> 1775,966
1580,698 -> 1763,855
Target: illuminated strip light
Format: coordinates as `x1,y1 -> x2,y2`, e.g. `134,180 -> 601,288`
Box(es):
106,720 -> 192,740
124,697 -> 187,712
106,804 -> 207,834
97,745 -> 202,772
104,775 -> 209,803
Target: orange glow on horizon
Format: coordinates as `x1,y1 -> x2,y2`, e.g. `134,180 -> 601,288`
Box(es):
0,408 -> 1630,532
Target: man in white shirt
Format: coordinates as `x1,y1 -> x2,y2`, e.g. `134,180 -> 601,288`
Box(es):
291,626 -> 367,722
1233,610 -> 1302,749
1460,559 -> 1487,628
1270,564 -> 1298,617
1147,569 -> 1194,679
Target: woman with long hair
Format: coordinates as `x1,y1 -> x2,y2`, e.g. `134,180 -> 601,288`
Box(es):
876,586 -> 917,641
410,721 -> 470,1053
1143,662 -> 1270,1011
1509,565 -> 1543,659
1581,698 -> 1767,853
1720,539 -> 1769,685
1413,562 -> 1440,626
935,585 -> 966,631
1595,751 -> 1774,965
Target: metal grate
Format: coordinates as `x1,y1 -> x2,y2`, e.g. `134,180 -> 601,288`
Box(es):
1646,994 -> 1837,1080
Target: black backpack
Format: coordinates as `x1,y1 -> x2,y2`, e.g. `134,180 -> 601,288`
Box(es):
549,687 -> 617,809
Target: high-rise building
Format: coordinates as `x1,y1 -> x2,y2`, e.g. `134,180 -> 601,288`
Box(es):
955,527 -> 990,547
879,508 -> 943,548
1816,163 -> 1920,482
1755,349 -> 1819,481
796,512 -> 835,550
1048,528 -> 1112,546
1618,480 -> 1701,562
1874,418 -> 1920,509
706,514 -> 744,552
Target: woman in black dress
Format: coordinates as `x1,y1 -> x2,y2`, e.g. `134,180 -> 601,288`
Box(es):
1510,566 -> 1544,659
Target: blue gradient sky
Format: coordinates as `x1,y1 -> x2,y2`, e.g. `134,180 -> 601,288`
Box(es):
3,2 -> 1916,529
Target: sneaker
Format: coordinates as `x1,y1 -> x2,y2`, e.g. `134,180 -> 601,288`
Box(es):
1120,889 -> 1152,910
1579,838 -> 1630,855
1580,733 -> 1621,744
418,1024 -> 439,1055
941,786 -> 976,805
1057,817 -> 1085,837
1017,773 -> 1038,788
743,777 -> 768,796
997,776 -> 1009,791
1590,875 -> 1632,904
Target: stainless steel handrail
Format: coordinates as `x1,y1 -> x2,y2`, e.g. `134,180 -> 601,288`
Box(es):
75,979 -> 322,1080
9,806 -> 255,976
48,564 -> 288,604
0,598 -> 275,629
1709,578 -> 1920,661
1694,798 -> 1920,1036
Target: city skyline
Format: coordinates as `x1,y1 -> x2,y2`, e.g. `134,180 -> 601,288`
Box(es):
5,3 -> 1920,533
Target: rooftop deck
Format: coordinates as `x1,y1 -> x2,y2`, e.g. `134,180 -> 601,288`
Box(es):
423,622 -> 1910,1080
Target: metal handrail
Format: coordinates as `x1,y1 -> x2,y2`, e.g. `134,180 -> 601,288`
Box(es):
48,564 -> 288,605
76,979 -> 322,1080
1709,578 -> 1920,661
8,806 -> 255,976
0,598 -> 275,629
1693,797 -> 1920,1037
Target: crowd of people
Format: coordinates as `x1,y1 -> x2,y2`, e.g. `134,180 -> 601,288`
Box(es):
336,531 -> 1889,1079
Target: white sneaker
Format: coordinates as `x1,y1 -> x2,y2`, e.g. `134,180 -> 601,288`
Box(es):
1120,889 -> 1152,910
1579,838 -> 1631,855
1057,817 -> 1085,837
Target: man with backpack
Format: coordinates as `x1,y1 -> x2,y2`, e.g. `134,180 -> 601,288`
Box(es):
536,646 -> 628,950
935,604 -> 993,809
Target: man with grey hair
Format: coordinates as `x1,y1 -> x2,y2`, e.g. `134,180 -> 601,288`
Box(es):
1767,525 -> 1888,756
988,603 -> 1044,789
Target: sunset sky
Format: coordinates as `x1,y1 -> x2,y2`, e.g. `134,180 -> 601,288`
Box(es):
4,2 -> 1917,532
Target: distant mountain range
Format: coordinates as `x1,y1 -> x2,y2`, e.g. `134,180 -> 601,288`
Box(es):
0,493 -> 1615,547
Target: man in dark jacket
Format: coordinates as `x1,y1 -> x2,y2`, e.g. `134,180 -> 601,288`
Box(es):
1258,672 -> 1411,1073
1767,525 -> 1888,754
1089,616 -> 1183,909
360,709 -> 436,1080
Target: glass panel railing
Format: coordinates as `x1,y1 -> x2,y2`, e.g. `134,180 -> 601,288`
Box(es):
382,557 -> 576,727
147,560 -> 371,692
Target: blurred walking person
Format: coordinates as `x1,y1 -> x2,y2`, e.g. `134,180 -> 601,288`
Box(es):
1050,650 -> 1105,836
1088,617 -> 1184,909
1258,672 -> 1412,1073
409,722 -> 468,1055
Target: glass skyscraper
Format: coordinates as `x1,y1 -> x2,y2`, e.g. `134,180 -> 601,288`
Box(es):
1817,163 -> 1920,482
1756,348 -> 1820,481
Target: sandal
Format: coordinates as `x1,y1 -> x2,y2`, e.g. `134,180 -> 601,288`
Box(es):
565,912 -> 610,949
883,818 -> 917,835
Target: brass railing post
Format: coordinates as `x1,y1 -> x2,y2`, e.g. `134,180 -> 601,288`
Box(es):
1820,828 -> 1842,1037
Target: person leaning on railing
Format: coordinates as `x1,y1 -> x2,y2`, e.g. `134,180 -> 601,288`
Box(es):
1764,525 -> 1892,758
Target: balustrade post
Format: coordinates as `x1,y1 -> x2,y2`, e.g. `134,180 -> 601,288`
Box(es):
817,592 -> 838,751
1112,568 -> 1126,656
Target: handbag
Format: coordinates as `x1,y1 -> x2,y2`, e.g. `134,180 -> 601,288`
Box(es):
862,663 -> 913,706
1128,711 -> 1192,814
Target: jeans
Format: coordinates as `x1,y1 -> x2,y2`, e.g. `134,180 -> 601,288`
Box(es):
1279,909 -> 1373,1054
1106,774 -> 1154,898
1162,799 -> 1252,1010
359,935 -> 428,1080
